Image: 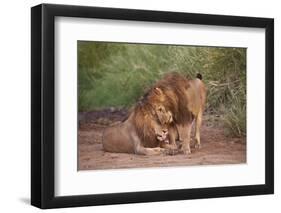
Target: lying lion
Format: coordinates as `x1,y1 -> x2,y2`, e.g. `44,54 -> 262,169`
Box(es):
102,87 -> 174,155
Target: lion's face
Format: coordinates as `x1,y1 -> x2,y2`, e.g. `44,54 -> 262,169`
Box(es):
146,89 -> 173,144
152,105 -> 172,144
154,105 -> 173,125
153,122 -> 169,144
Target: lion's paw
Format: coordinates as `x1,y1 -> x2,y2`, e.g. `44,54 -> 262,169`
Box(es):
180,148 -> 191,155
194,143 -> 201,149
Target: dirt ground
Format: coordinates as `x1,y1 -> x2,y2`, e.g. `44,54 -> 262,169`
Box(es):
78,109 -> 246,170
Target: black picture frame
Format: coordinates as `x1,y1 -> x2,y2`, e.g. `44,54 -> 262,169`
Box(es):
31,3 -> 274,209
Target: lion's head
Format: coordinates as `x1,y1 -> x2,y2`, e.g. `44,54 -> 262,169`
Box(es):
153,107 -> 172,143
154,105 -> 173,125
132,95 -> 172,148
147,73 -> 195,125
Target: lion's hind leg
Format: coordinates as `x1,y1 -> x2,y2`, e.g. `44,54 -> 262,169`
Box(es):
194,110 -> 203,149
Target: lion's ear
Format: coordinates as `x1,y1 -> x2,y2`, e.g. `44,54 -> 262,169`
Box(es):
154,87 -> 163,95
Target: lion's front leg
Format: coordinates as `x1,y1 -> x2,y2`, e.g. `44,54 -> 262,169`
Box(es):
131,133 -> 165,155
159,132 -> 177,150
134,144 -> 166,155
176,123 -> 192,155
158,130 -> 178,155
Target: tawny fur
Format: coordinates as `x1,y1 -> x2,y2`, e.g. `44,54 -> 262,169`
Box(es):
151,72 -> 207,154
102,72 -> 206,155
102,92 -> 172,155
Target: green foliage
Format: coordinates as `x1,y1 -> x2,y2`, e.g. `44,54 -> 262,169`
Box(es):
223,95 -> 246,137
78,41 -> 246,136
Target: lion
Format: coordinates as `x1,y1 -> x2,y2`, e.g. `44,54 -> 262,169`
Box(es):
102,72 -> 206,155
102,88 -> 174,155
151,72 -> 206,154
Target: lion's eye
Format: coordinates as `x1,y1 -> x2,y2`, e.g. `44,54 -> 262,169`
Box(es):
158,107 -> 162,112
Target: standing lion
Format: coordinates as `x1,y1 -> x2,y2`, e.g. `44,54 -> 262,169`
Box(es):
152,72 -> 206,154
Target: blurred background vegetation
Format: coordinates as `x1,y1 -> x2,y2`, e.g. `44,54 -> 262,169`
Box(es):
78,41 -> 246,137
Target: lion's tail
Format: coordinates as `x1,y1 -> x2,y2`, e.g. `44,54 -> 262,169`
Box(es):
196,73 -> 203,80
